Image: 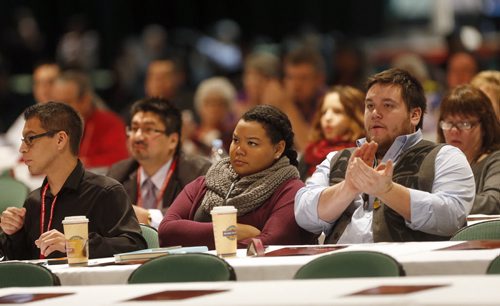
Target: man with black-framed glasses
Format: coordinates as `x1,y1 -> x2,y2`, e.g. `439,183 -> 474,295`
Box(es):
0,102 -> 146,260
107,97 -> 211,228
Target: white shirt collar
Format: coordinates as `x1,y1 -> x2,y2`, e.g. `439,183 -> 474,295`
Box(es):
139,159 -> 173,189
356,129 -> 424,164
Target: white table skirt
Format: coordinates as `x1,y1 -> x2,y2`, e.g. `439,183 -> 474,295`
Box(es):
47,240 -> 500,286
1,275 -> 500,306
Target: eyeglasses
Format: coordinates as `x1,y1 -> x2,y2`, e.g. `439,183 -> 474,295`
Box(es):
439,120 -> 478,131
126,126 -> 167,137
21,131 -> 57,147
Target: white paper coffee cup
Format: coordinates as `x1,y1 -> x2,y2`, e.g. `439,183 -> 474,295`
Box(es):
211,206 -> 237,257
62,216 -> 89,266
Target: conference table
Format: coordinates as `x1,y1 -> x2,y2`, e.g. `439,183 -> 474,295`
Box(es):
47,240 -> 500,286
1,275 -> 499,305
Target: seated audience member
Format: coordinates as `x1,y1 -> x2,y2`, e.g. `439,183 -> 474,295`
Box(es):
295,68 -> 475,243
437,85 -> 500,214
266,48 -> 326,153
107,98 -> 211,228
446,51 -> 479,89
471,70 -> 500,121
158,105 -> 317,249
5,62 -> 60,148
299,85 -> 365,180
187,77 -> 236,156
0,102 -> 146,260
52,71 -> 129,170
235,51 -> 281,117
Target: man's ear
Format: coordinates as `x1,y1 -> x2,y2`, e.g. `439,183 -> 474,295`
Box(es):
56,131 -> 69,150
168,133 -> 180,150
410,107 -> 422,128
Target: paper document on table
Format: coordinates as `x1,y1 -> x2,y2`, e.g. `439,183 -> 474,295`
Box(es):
114,246 -> 208,262
264,245 -> 347,256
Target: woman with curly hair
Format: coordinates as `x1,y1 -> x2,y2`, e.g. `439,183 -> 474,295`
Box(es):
159,105 -> 316,249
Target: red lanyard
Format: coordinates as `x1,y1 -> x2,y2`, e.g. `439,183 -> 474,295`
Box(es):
136,159 -> 177,209
39,183 -> 58,259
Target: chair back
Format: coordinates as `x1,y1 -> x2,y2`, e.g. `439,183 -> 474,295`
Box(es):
0,175 -> 29,213
140,224 -> 160,249
486,255 -> 500,274
450,220 -> 500,241
128,253 -> 236,284
0,262 -> 60,288
294,250 -> 405,279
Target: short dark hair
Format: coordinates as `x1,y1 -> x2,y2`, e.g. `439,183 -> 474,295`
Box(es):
24,102 -> 83,155
366,68 -> 427,130
56,70 -> 92,99
242,105 -> 299,167
33,60 -> 59,72
438,84 -> 500,155
130,97 -> 182,155
284,48 -> 325,75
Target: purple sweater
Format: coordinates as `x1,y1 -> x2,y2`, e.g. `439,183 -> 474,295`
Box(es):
158,176 -> 316,249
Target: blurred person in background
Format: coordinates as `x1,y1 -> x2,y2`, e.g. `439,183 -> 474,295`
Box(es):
144,58 -> 192,112
52,71 -> 128,171
330,42 -> 366,90
298,85 -> 365,181
266,47 -> 326,153
158,105 -> 317,249
4,62 -> 60,147
446,51 -> 479,89
186,77 -> 236,156
471,70 -> 500,121
235,51 -> 281,117
107,97 -> 210,228
437,85 -> 500,214
142,58 -> 196,149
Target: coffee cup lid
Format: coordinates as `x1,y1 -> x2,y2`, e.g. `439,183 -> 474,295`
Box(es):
62,215 -> 89,224
210,206 -> 237,214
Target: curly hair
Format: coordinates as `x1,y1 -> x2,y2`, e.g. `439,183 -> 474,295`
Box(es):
242,105 -> 299,167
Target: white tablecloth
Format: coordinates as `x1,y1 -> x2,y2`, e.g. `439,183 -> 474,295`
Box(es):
48,240 -> 500,285
1,275 -> 500,306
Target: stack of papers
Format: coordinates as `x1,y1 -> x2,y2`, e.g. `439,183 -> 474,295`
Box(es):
114,246 -> 208,262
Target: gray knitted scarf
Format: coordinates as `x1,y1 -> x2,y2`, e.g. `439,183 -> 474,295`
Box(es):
198,156 -> 299,217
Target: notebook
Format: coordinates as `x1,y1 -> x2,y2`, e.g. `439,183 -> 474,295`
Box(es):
114,246 -> 208,262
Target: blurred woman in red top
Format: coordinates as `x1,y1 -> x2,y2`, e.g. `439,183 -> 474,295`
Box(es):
299,86 -> 365,180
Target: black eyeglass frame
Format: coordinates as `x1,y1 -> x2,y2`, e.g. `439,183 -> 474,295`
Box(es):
125,126 -> 168,137
21,130 -> 58,146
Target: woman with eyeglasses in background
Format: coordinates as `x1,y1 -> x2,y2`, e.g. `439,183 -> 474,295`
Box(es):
437,84 -> 500,214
